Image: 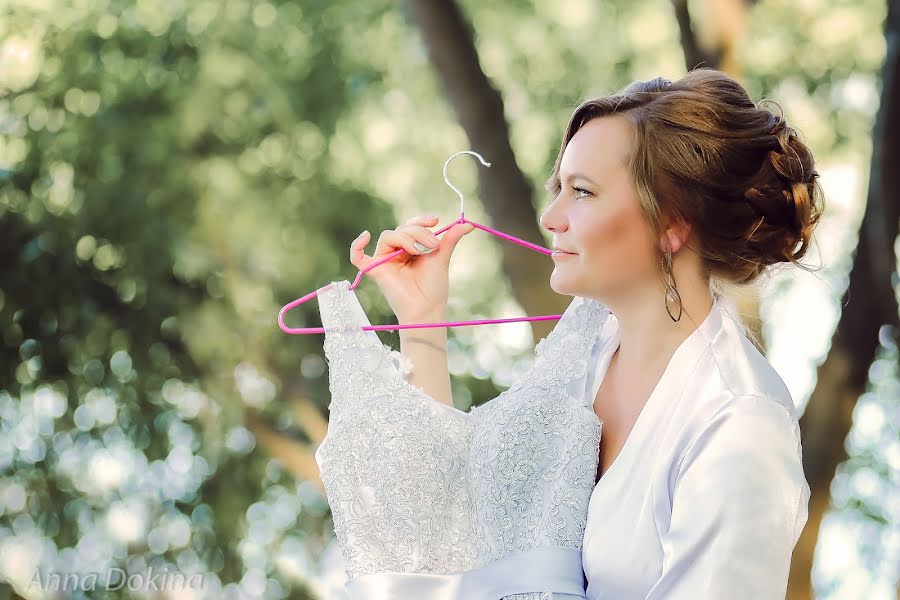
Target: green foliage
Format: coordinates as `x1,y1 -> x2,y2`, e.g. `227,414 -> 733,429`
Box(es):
0,0 -> 398,596
0,0 -> 891,597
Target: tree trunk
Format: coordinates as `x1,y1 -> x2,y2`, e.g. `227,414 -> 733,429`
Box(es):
400,0 -> 567,343
671,1 -> 900,596
791,2 -> 900,598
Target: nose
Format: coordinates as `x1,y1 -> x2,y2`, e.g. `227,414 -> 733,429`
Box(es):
540,197 -> 568,234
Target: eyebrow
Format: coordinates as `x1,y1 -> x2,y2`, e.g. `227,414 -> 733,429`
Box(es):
559,171 -> 599,186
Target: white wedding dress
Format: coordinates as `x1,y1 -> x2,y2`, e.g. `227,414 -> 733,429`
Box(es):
314,279 -> 613,600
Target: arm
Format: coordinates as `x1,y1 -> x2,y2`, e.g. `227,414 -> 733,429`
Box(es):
399,310 -> 453,408
644,394 -> 811,600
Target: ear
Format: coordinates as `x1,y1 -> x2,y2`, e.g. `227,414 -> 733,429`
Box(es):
659,217 -> 692,254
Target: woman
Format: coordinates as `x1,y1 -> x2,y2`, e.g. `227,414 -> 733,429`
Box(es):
342,68 -> 821,598
538,70 -> 821,599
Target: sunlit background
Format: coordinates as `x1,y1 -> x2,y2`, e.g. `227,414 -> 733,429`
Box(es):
1,0 -> 898,598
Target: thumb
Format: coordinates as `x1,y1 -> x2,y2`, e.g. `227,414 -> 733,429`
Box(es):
454,222 -> 476,236
434,222 -> 474,259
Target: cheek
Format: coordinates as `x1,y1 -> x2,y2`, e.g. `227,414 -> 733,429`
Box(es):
580,208 -> 656,275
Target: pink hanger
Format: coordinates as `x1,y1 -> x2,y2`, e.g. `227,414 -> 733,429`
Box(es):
277,150 -> 563,334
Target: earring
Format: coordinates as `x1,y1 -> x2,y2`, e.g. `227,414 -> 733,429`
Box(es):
662,250 -> 683,322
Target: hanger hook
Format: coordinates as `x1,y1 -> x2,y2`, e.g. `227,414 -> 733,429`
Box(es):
443,150 -> 491,217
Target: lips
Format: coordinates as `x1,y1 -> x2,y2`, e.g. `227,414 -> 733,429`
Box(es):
552,248 -> 576,255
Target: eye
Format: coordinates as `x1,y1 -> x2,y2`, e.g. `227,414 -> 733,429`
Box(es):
572,186 -> 591,199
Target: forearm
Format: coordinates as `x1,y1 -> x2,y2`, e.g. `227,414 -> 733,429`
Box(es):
399,316 -> 453,408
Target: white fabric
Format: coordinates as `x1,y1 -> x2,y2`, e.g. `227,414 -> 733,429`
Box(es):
581,295 -> 811,599
314,279 -> 614,600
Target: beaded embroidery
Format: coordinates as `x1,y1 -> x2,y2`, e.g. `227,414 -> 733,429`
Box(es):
315,280 -> 611,598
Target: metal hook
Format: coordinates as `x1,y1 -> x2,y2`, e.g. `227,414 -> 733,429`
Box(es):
442,150 -> 491,218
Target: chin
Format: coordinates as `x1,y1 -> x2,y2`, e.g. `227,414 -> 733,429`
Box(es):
548,268 -> 583,297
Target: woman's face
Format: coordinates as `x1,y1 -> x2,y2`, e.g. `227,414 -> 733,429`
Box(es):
540,116 -> 659,300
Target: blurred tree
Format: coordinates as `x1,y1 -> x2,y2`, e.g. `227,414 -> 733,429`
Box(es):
791,0 -> 900,598
398,0 -> 567,344
672,0 -> 758,77
0,0 -> 896,597
0,0 -> 403,596
672,0 -> 900,595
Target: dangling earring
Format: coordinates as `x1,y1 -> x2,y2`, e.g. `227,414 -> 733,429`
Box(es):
662,250 -> 683,322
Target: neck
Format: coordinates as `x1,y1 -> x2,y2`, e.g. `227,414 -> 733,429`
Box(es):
598,277 -> 714,373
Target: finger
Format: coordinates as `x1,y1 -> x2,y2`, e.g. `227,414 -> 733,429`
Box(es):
436,221 -> 474,245
432,222 -> 474,261
349,230 -> 372,268
452,221 -> 476,236
378,230 -> 433,256
405,214 -> 440,226
397,225 -> 441,251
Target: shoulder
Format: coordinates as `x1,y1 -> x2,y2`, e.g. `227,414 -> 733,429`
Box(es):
675,392 -> 802,474
707,301 -> 800,418
669,391 -> 811,544
671,392 -> 808,525
663,304 -> 802,463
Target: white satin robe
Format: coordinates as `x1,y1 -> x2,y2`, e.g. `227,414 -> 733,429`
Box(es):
581,295 -> 811,599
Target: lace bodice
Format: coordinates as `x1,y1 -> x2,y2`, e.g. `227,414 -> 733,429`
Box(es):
314,280 -> 611,599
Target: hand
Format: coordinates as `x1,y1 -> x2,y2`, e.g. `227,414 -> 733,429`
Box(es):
349,215 -> 475,323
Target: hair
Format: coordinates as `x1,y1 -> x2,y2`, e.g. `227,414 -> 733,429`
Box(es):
544,68 -> 825,304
